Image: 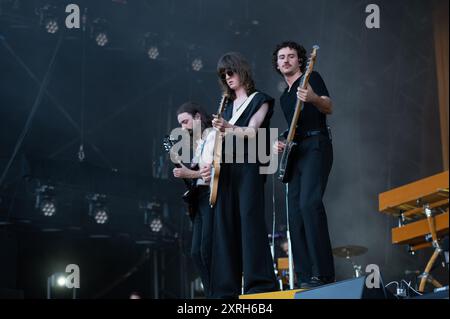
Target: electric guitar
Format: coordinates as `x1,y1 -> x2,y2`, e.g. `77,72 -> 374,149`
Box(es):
278,45 -> 319,183
209,94 -> 228,207
163,136 -> 198,219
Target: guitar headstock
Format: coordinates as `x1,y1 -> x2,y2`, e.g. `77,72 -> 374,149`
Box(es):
311,45 -> 319,58
162,135 -> 184,166
217,93 -> 228,116
162,135 -> 176,153
302,45 -> 320,87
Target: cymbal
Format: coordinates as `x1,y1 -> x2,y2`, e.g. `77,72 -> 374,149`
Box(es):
332,245 -> 368,258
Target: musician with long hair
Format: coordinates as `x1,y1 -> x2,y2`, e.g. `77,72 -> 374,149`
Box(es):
201,52 -> 278,298
173,101 -> 214,297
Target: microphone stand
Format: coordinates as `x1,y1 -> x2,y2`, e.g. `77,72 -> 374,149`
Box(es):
285,184 -> 294,290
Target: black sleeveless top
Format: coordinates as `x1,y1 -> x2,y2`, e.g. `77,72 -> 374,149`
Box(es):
222,92 -> 274,164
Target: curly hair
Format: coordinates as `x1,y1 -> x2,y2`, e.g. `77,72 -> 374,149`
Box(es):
272,41 -> 307,75
216,52 -> 256,100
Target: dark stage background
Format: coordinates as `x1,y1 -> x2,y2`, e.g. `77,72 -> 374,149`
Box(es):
0,0 -> 447,298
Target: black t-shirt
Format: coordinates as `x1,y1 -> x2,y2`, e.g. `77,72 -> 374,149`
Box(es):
280,71 -> 329,135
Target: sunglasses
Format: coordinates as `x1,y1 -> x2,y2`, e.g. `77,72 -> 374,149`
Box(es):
220,69 -> 235,80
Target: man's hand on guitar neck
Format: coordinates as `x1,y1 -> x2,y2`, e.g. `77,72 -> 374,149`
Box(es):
212,114 -> 232,132
297,83 -> 333,115
297,83 -> 319,104
173,163 -> 201,179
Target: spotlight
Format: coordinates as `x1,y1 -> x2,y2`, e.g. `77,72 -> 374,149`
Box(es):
141,201 -> 163,232
150,216 -> 162,232
91,18 -> 109,47
95,32 -> 108,47
36,4 -> 59,34
192,58 -> 203,72
142,32 -> 162,60
48,273 -> 67,289
93,208 -> 108,224
45,19 -> 59,34
147,46 -> 159,60
47,272 -> 77,299
35,185 -> 56,217
56,276 -> 66,287
41,199 -> 56,217
87,194 -> 109,224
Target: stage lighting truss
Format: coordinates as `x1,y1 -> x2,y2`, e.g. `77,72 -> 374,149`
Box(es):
91,18 -> 109,47
36,4 -> 59,34
87,194 -> 109,224
35,185 -> 57,217
141,201 -> 163,233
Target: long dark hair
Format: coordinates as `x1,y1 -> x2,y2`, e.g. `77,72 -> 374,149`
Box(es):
272,41 -> 307,75
176,101 -> 212,132
217,52 -> 256,100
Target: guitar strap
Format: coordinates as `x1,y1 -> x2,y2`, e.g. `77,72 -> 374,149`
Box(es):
228,92 -> 258,125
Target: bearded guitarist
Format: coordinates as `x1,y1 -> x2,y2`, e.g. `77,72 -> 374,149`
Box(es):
172,101 -> 215,298
273,42 -> 335,289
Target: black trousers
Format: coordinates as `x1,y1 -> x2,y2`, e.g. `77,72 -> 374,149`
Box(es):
210,163 -> 278,298
191,186 -> 214,298
287,134 -> 334,283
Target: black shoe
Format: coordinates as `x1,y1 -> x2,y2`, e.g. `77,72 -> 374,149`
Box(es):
299,276 -> 334,289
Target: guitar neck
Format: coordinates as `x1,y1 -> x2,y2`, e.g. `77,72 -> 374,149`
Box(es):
286,71 -> 315,142
217,95 -> 227,119
164,138 -> 196,189
173,162 -> 195,188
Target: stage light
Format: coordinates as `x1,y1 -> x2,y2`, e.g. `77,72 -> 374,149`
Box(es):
147,46 -> 159,60
142,32 -> 162,60
95,32 -> 109,47
35,185 -> 56,217
56,276 -> 66,287
47,272 -> 77,299
41,199 -> 56,217
91,18 -> 109,47
141,201 -> 163,233
87,194 -> 109,224
192,58 -> 203,72
45,19 -> 59,34
48,273 -> 67,289
36,4 -> 59,34
93,208 -> 108,224
149,216 -> 163,232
